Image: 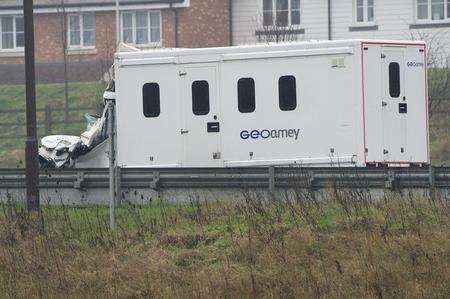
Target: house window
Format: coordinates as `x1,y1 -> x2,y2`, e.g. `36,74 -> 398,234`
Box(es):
238,78 -> 256,113
278,76 -> 297,111
417,0 -> 450,20
432,0 -> 445,19
192,81 -> 210,116
418,0 -> 429,19
263,0 -> 301,27
0,16 -> 24,50
143,83 -> 160,118
121,11 -> 161,46
356,0 -> 374,23
68,13 -> 95,48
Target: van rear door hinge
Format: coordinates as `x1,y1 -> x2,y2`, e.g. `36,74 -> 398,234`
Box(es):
381,53 -> 386,59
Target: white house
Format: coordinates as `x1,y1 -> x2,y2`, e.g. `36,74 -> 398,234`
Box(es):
232,0 -> 450,61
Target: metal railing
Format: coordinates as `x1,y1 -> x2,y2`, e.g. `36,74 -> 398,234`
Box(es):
0,166 -> 449,191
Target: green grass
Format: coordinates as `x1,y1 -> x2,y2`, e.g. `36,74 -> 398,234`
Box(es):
430,110 -> 450,165
0,82 -> 105,109
0,192 -> 448,297
0,82 -> 105,167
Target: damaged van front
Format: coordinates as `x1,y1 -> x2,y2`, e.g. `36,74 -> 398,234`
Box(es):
38,82 -> 115,169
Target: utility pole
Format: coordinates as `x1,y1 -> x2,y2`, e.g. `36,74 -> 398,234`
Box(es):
24,0 -> 40,212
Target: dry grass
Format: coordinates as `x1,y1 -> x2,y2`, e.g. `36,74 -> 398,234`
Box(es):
0,189 -> 449,298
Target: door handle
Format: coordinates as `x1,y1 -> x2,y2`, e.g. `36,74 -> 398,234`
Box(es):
207,122 -> 220,133
399,103 -> 407,113
180,129 -> 189,135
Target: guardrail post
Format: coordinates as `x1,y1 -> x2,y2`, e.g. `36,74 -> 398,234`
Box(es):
74,171 -> 85,190
428,165 -> 436,198
428,165 -> 435,188
150,171 -> 160,190
308,171 -> 315,189
44,104 -> 52,135
115,166 -> 122,206
269,166 -> 275,194
385,170 -> 396,189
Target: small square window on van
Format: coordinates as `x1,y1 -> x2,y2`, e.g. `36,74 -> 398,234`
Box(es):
192,80 -> 210,115
279,75 -> 297,111
143,83 -> 160,118
238,78 -> 256,113
389,62 -> 400,98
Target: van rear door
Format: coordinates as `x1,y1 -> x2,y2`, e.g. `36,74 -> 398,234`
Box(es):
381,47 -> 407,162
363,42 -> 428,165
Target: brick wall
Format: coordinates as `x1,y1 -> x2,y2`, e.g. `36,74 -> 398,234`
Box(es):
34,12 -> 117,63
0,0 -> 230,84
162,9 -> 177,48
0,12 -> 117,83
177,0 -> 230,48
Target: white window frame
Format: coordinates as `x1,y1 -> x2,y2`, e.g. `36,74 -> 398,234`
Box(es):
415,0 -> 450,23
120,10 -> 162,47
262,0 -> 302,28
354,0 -> 375,25
67,13 -> 96,49
0,15 -> 24,52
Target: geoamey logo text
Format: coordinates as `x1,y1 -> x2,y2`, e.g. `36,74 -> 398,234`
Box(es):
407,61 -> 424,67
240,129 -> 300,140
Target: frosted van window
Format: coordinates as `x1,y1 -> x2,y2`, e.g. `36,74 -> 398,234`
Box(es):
389,62 -> 400,98
143,83 -> 160,118
279,75 -> 297,111
192,80 -> 210,115
238,78 -> 255,113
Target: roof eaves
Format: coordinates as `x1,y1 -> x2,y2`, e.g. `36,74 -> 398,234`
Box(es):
0,0 -> 185,11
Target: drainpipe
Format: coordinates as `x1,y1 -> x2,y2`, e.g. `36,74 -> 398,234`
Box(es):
229,0 -> 233,46
327,0 -> 332,40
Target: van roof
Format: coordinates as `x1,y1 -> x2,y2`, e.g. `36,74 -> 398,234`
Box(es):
115,39 -> 426,65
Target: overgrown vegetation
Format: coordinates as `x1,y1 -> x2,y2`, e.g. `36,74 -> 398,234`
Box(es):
0,191 -> 448,297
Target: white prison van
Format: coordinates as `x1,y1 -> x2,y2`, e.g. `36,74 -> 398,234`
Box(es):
113,39 -> 429,168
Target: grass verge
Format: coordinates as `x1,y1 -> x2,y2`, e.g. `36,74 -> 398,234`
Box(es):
0,191 -> 448,297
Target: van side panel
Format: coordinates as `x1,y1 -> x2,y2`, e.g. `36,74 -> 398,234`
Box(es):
219,52 -> 360,166
115,64 -> 183,167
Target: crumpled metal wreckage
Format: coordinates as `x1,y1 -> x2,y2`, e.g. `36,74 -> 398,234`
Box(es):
38,103 -> 109,168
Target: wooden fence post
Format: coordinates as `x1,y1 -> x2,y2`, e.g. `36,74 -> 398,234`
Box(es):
44,104 -> 52,135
